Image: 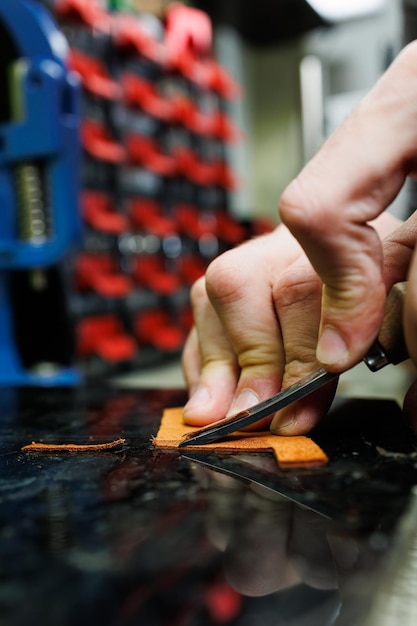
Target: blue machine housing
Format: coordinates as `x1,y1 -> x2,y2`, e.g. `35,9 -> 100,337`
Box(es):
0,0 -> 82,267
0,0 -> 82,385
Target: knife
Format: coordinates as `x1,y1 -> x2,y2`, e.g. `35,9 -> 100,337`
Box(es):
179,282 -> 408,447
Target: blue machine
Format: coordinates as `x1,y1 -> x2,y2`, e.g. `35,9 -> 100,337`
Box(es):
0,0 -> 82,385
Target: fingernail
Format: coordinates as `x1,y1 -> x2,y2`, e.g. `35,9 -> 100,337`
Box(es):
270,407 -> 296,434
317,326 -> 349,366
226,389 -> 259,417
183,385 -> 211,413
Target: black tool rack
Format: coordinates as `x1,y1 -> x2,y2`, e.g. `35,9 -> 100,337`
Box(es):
37,0 -> 273,380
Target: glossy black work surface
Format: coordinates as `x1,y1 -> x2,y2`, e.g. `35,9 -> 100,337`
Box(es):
1,386 -> 417,626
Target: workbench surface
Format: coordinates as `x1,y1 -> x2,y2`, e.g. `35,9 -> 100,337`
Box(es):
0,385 -> 416,625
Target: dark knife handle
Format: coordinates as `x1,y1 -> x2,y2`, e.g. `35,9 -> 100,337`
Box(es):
363,282 -> 408,372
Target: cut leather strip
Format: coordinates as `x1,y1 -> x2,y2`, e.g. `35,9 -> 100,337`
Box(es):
153,408 -> 328,467
22,439 -> 126,453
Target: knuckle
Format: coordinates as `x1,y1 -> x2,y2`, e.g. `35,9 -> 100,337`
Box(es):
237,344 -> 279,371
283,335 -> 320,377
205,250 -> 245,305
273,264 -> 322,310
280,167 -> 347,239
279,177 -> 323,233
284,355 -> 316,381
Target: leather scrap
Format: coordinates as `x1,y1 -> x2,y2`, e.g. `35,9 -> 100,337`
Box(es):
153,407 -> 328,467
22,438 -> 126,453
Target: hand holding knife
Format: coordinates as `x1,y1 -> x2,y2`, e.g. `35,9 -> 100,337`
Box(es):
179,282 -> 408,447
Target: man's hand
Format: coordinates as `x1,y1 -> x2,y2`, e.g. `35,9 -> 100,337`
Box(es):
181,217 -> 345,434
182,41 -> 417,435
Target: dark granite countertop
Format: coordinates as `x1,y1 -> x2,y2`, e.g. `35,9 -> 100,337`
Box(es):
0,386 -> 417,625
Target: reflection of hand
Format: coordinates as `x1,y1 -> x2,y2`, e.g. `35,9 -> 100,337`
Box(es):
182,42 -> 417,435
198,464 -> 338,597
224,485 -> 340,597
197,464 -> 384,625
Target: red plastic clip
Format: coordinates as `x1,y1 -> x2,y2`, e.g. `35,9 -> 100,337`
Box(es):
164,4 -> 216,86
122,73 -> 175,122
175,203 -> 217,238
82,191 -> 128,234
175,147 -> 217,186
145,214 -> 177,238
76,254 -> 133,298
77,315 -> 136,362
129,198 -> 161,229
178,255 -> 208,285
165,4 -> 213,57
215,161 -> 238,190
134,309 -> 185,352
206,59 -> 242,100
126,134 -> 176,177
112,14 -> 162,64
132,256 -> 181,295
216,211 -> 247,245
55,0 -> 111,31
69,48 -> 121,100
212,111 -> 241,142
174,97 -> 216,137
82,120 -> 126,163
167,51 -> 209,90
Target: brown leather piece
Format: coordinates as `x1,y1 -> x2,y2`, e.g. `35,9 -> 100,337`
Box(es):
153,407 -> 328,467
22,438 -> 126,453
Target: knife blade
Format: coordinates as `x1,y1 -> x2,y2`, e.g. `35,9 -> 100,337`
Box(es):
179,368 -> 337,447
179,282 -> 408,447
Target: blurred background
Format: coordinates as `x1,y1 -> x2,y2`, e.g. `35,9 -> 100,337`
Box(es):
0,0 -> 414,398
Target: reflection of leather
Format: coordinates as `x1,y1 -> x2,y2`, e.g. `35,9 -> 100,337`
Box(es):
153,407 -> 328,468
